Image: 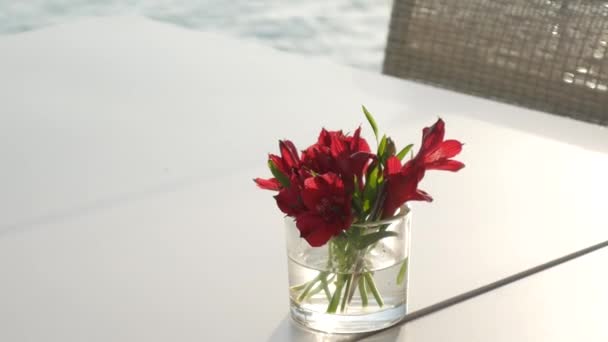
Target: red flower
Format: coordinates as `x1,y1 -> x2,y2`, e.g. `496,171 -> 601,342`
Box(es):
278,139 -> 301,172
295,173 -> 354,247
415,118 -> 464,172
274,175 -> 307,216
254,140 -> 310,216
254,140 -> 302,191
381,157 -> 429,218
302,127 -> 372,189
381,119 -> 464,218
255,116 -> 464,245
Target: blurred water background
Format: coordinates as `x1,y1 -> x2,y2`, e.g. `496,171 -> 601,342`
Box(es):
0,0 -> 393,70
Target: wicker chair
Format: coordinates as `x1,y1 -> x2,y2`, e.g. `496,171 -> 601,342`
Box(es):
383,0 -> 608,126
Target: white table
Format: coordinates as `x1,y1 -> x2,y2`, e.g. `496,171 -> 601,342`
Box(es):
1,16 -> 607,341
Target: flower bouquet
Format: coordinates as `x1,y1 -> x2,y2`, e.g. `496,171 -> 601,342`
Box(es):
255,107 -> 464,333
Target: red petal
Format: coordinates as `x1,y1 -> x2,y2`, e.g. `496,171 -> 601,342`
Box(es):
301,145 -> 317,164
425,140 -> 462,163
421,118 -> 445,153
319,172 -> 340,187
279,140 -> 300,168
330,132 -> 347,158
411,189 -> 433,202
346,127 -> 371,153
351,126 -> 362,151
439,140 -> 463,158
358,138 -> 371,153
382,173 -> 419,218
269,154 -> 287,174
350,152 -> 374,177
254,178 -> 281,191
295,213 -> 338,247
385,156 -> 402,175
301,176 -> 324,209
401,160 -> 426,182
317,128 -> 331,146
427,160 -> 465,172
275,187 -> 304,216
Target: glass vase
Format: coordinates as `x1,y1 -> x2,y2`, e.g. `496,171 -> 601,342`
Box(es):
285,206 -> 411,334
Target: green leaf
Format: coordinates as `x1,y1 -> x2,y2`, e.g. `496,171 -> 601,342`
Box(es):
385,138 -> 396,158
362,166 -> 379,213
396,144 -> 414,161
396,258 -> 408,285
362,105 -> 379,142
365,159 -> 379,180
352,177 -> 365,218
356,231 -> 398,250
377,135 -> 387,158
268,160 -> 290,188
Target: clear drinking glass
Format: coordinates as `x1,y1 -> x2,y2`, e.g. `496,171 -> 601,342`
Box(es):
285,206 -> 411,334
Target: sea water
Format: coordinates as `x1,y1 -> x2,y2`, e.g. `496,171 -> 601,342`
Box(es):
0,0 -> 392,70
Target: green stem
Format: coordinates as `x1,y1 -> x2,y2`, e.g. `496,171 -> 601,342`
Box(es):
327,274 -> 346,313
345,254 -> 366,305
305,274 -> 335,301
290,282 -> 309,292
328,241 -> 334,269
358,276 -> 368,307
340,274 -> 354,312
305,283 -> 326,300
396,258 -> 408,285
364,272 -> 384,307
320,274 -> 333,301
297,273 -> 322,302
368,183 -> 386,221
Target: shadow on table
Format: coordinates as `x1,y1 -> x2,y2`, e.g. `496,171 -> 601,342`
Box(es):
267,315 -> 402,342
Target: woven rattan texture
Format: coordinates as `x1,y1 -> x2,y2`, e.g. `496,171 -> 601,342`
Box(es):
383,0 -> 608,125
